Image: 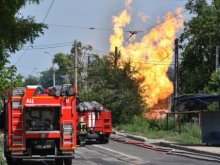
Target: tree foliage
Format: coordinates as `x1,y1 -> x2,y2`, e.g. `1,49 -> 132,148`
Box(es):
179,0 -> 220,93
53,41 -> 92,91
204,71 -> 219,94
0,66 -> 22,96
23,75 -> 39,87
203,71 -> 219,110
53,41 -> 145,125
23,69 -> 67,88
0,0 -> 47,97
84,52 -> 145,125
40,69 -> 66,88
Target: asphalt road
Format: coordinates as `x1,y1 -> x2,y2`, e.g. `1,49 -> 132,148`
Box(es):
22,139 -> 220,165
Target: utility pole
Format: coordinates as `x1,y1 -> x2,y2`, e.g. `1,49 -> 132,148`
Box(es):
37,72 -> 41,85
174,38 -> 179,131
45,51 -> 55,86
52,55 -> 55,87
115,47 -> 118,68
74,40 -> 78,93
87,55 -> 90,88
216,46 -> 219,72
174,39 -> 179,98
219,64 -> 220,110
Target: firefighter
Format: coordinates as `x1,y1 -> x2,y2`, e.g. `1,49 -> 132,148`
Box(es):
77,117 -> 87,147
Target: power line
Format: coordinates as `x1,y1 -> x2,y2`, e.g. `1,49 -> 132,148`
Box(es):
19,40 -> 174,69
119,10 -> 187,48
20,42 -> 109,55
14,0 -> 55,65
145,51 -> 174,70
21,9 -> 187,52
137,9 -> 187,34
87,45 -> 174,68
48,24 -> 131,33
89,45 -> 174,68
22,41 -> 74,48
43,0 -> 55,23
119,31 -> 137,49
20,44 -> 73,50
129,60 -> 174,65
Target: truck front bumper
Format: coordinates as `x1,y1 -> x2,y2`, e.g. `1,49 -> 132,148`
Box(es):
12,155 -> 74,159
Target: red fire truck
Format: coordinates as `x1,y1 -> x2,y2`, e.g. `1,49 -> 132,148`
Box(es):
77,101 -> 112,144
2,85 -> 77,165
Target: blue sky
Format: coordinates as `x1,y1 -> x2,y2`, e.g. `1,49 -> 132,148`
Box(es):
10,0 -> 195,77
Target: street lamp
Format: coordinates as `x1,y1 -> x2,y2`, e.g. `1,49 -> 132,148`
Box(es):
36,71 -> 42,85
45,51 -> 55,87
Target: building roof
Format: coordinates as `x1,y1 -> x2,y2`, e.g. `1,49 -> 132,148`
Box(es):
174,94 -> 220,105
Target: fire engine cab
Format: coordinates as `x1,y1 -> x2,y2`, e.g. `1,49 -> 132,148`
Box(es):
2,85 -> 77,165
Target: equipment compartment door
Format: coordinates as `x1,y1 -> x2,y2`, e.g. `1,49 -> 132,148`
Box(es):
60,97 -> 76,149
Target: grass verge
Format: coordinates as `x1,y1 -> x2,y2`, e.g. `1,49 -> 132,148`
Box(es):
0,133 -> 5,165
115,116 -> 202,144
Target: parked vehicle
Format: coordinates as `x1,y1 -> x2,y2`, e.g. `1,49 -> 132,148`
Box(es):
2,85 -> 77,165
77,101 -> 112,144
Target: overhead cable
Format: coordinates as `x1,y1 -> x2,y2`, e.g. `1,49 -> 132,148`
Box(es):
22,41 -> 74,48
14,0 -> 55,65
119,10 -> 187,48
43,0 -> 55,23
137,9 -> 187,34
48,24 -> 132,33
20,44 -> 73,50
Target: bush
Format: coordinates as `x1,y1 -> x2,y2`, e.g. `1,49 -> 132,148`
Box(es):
115,116 -> 202,144
0,134 -> 5,164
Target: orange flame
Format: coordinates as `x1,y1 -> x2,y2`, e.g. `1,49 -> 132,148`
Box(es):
109,3 -> 184,108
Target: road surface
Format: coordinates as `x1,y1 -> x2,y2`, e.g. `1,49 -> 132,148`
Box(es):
22,139 -> 220,165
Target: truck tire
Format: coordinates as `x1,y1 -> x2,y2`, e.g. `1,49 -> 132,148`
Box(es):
55,158 -> 63,165
77,139 -> 80,145
64,158 -> 72,165
6,158 -> 14,165
98,135 -> 104,144
99,138 -> 104,144
15,159 -> 23,165
104,138 -> 109,144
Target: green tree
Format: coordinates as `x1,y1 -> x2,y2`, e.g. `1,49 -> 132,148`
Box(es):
204,71 -> 219,94
53,41 -> 92,91
0,0 -> 47,97
23,75 -> 39,86
0,66 -> 23,97
40,69 -> 66,88
86,53 -> 145,125
179,0 -> 220,93
53,41 -> 145,125
203,71 -> 219,110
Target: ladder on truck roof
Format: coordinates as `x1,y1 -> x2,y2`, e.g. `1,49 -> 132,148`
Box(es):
12,98 -> 24,146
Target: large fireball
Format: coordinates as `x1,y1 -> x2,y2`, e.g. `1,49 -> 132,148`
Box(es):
110,1 -> 184,108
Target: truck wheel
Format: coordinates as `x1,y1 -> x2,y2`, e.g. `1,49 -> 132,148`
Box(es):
6,158 -> 14,165
104,138 -> 109,144
55,159 -> 63,165
99,138 -> 104,144
77,139 -> 80,145
14,159 -> 23,165
64,158 -> 72,165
